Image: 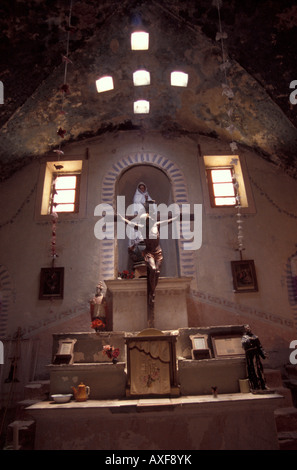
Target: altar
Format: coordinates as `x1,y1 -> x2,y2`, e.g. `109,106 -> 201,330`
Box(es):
24,278 -> 284,450
26,323 -> 284,450
28,392 -> 283,450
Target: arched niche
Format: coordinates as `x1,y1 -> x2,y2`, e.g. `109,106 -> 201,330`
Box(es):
116,164 -> 179,277
99,151 -> 196,283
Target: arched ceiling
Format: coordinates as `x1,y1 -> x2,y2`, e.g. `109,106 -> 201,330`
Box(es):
0,0 -> 296,180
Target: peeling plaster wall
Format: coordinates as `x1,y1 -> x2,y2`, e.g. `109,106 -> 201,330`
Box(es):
0,132 -> 297,375
1,1 -> 297,180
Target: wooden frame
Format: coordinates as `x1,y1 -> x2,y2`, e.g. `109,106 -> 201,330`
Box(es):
39,267 -> 64,299
190,334 -> 208,350
189,334 -> 211,359
53,338 -> 77,365
211,335 -> 244,358
231,259 -> 258,293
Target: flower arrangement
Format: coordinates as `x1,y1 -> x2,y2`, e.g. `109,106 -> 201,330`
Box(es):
102,345 -> 120,363
91,318 -> 106,331
118,270 -> 135,279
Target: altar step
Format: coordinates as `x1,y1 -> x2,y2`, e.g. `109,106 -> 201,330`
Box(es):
24,380 -> 50,401
5,420 -> 35,450
265,369 -> 294,407
277,365 -> 297,449
3,380 -> 49,450
264,368 -> 297,450
275,408 -> 297,450
284,365 -> 297,408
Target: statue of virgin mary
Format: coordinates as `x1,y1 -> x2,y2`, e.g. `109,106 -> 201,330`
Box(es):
133,182 -> 154,215
127,181 -> 155,256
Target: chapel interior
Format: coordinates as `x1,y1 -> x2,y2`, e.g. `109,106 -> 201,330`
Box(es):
0,0 -> 297,451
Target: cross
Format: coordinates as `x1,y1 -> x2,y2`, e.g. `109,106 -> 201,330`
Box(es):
116,208 -> 195,328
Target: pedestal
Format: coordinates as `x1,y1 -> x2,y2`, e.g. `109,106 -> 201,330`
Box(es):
105,277 -> 191,331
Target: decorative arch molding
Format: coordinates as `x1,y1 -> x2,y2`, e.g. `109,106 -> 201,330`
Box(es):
286,251 -> 297,332
0,265 -> 14,338
99,152 -> 196,282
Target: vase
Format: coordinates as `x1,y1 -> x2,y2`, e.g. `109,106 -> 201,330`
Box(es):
112,358 -> 118,364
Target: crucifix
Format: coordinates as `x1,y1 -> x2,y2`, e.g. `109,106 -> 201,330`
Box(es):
118,203 -> 178,328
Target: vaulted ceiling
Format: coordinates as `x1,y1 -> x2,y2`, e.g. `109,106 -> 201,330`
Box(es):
0,0 -> 297,180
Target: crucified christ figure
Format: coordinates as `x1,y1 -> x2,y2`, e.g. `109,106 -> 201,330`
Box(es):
118,206 -> 178,327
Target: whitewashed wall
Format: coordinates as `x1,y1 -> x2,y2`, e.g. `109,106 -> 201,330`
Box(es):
0,131 -> 296,375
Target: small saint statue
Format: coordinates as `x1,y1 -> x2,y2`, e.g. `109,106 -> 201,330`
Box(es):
90,282 -> 107,331
241,325 -> 268,391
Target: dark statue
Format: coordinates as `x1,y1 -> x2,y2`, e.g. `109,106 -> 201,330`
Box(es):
241,325 -> 267,391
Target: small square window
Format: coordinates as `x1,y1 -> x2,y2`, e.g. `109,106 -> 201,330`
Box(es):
96,76 -> 114,93
133,100 -> 150,114
133,70 -> 151,86
131,31 -> 149,50
171,71 -> 188,87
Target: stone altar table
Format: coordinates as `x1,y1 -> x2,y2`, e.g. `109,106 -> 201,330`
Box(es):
27,393 -> 284,450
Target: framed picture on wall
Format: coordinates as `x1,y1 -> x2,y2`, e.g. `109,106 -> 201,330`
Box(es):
39,267 -> 64,300
53,338 -> 77,364
189,334 -> 211,360
190,334 -> 208,350
231,259 -> 258,293
211,335 -> 245,358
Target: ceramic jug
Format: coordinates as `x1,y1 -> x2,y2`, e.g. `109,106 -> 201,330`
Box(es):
72,382 -> 90,402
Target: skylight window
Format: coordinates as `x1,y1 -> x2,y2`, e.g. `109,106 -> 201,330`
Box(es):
133,100 -> 150,114
96,76 -> 114,93
131,31 -> 149,50
170,71 -> 189,87
133,70 -> 151,86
